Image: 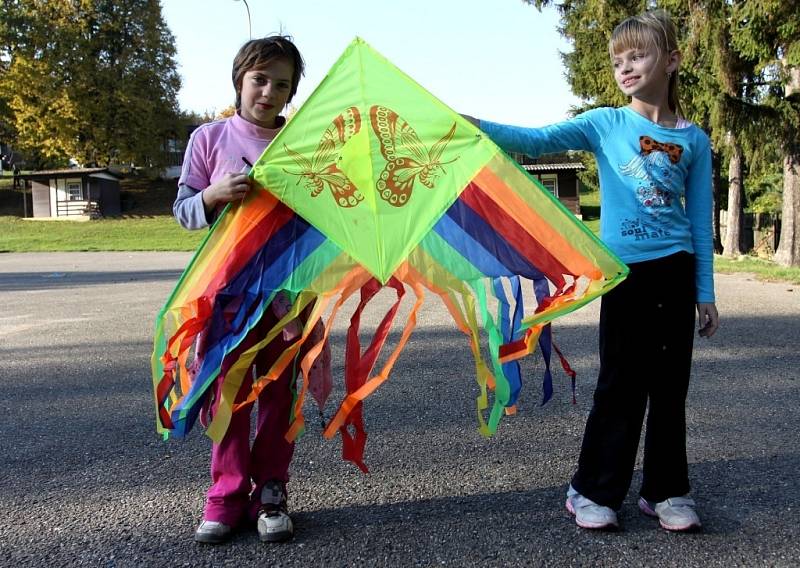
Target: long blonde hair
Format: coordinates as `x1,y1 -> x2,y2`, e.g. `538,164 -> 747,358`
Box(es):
609,10 -> 683,117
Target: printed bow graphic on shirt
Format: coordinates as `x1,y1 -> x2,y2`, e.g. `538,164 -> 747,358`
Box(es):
639,136 -> 683,164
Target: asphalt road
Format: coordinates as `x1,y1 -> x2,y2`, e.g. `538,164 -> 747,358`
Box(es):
1,252 -> 798,567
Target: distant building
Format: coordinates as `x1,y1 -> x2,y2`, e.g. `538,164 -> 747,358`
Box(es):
162,124 -> 199,179
19,168 -> 122,219
511,152 -> 585,218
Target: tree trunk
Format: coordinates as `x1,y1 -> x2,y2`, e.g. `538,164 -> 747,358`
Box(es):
774,66 -> 800,267
723,135 -> 744,257
774,152 -> 800,266
712,149 -> 723,254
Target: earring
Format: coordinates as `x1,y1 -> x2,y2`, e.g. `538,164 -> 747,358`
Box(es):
667,71 -> 672,79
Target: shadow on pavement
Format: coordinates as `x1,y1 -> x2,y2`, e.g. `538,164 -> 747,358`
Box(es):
0,269 -> 183,291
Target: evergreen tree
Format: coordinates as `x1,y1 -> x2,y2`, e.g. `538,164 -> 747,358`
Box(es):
647,2 -> 757,258
731,0 -> 800,266
526,0 -> 642,110
671,0 -> 762,257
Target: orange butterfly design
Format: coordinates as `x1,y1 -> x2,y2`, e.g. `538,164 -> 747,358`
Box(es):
369,105 -> 458,207
283,106 -> 364,208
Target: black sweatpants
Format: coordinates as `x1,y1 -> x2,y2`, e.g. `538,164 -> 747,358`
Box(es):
570,251 -> 697,509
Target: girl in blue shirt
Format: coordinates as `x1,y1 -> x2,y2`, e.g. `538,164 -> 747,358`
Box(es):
469,10 -> 719,532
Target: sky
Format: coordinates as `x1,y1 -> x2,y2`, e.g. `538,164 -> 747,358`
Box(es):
160,0 -> 583,126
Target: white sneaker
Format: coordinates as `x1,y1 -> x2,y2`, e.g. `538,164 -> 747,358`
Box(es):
565,484 -> 619,530
257,481 -> 294,542
639,495 -> 701,532
194,520 -> 233,544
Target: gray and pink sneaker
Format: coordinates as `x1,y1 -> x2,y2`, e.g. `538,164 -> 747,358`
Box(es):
566,484 -> 619,530
639,495 -> 702,532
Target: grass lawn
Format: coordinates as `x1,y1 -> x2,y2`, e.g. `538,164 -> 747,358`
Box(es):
2,177 -> 799,284
714,255 -> 800,285
0,175 -> 203,252
579,187 -> 600,235
0,215 -> 203,252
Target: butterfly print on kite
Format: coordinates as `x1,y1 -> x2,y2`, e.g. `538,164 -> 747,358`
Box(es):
284,106 -> 364,208
369,105 -> 458,207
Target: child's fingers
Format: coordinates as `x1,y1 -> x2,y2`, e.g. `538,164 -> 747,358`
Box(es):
696,303 -> 719,338
224,174 -> 251,194
699,325 -> 717,338
224,172 -> 250,187
210,174 -> 250,203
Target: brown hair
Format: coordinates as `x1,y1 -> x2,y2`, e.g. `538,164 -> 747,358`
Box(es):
609,10 -> 683,117
232,35 -> 305,109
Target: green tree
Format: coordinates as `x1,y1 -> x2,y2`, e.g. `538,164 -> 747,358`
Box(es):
744,137 -> 783,214
0,0 -> 181,168
731,0 -> 800,266
525,0 -> 641,109
672,0 -> 762,258
0,0 -> 85,166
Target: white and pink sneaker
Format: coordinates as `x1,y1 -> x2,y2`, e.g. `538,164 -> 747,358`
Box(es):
639,495 -> 702,532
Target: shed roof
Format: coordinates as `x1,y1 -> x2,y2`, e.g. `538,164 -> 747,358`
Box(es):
20,167 -> 124,179
522,163 -> 585,172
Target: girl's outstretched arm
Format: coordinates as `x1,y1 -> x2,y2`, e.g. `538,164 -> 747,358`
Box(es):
461,114 -> 479,127
463,109 -> 610,159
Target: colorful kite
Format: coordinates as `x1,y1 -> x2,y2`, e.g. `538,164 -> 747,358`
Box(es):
152,38 -> 627,472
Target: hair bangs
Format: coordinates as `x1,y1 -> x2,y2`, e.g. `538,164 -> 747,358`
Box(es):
609,19 -> 658,59
608,10 -> 684,117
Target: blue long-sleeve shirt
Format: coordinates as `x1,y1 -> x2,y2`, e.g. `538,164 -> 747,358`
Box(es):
481,106 -> 715,303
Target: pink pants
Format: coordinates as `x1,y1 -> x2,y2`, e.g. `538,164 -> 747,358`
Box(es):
202,310 -> 296,526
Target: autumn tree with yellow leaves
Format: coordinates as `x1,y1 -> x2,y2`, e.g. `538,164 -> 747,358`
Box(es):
0,0 -> 181,169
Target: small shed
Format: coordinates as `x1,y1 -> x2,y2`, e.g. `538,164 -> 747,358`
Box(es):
522,162 -> 585,217
511,152 -> 585,218
20,168 -> 122,219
